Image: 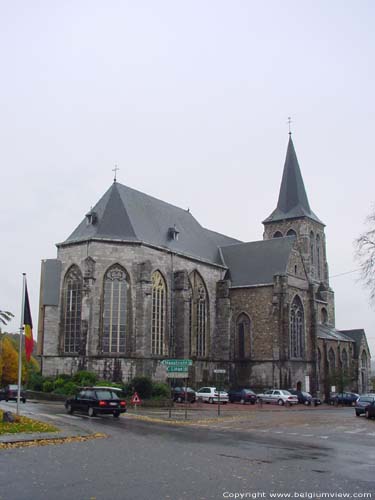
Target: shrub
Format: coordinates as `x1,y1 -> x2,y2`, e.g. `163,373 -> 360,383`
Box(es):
151,382 -> 170,399
27,372 -> 45,391
54,381 -> 78,396
72,370 -> 97,386
96,380 -> 122,389
42,380 -> 54,393
131,376 -> 153,399
121,382 -> 133,397
54,377 -> 72,390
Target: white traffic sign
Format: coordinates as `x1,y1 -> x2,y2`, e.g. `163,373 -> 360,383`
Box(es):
166,372 -> 188,379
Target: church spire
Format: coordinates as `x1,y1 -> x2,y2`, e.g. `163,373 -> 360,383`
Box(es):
263,136 -> 323,225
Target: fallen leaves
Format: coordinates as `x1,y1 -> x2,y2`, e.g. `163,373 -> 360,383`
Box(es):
0,432 -> 107,449
0,410 -> 58,435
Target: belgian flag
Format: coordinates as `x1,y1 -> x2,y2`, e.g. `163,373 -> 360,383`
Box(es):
24,282 -> 33,362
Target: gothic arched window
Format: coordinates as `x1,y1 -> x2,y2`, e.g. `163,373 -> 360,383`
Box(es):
321,308 -> 328,324
62,265 -> 83,354
317,347 -> 322,372
287,229 -> 297,237
236,313 -> 251,359
316,234 -> 321,279
328,347 -> 335,373
151,270 -> 167,356
290,295 -> 304,358
341,349 -> 348,372
102,265 -> 128,353
361,351 -> 368,369
310,231 -> 315,275
189,271 -> 208,357
273,231 -> 283,238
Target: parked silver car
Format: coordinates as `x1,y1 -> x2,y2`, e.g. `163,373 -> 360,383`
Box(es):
257,389 -> 299,406
196,387 -> 229,404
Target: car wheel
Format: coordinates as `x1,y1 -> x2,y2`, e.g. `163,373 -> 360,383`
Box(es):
22,398 -> 26,404
355,411 -> 361,417
88,407 -> 96,417
113,411 -> 120,418
208,397 -> 214,404
66,404 -> 73,415
277,399 -> 284,406
251,401 -> 255,405
240,398 -> 245,405
177,397 -> 183,403
304,400 -> 309,406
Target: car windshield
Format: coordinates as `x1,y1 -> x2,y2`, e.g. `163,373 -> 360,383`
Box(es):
95,390 -> 119,400
243,390 -> 255,394
280,390 -> 292,395
8,385 -> 18,390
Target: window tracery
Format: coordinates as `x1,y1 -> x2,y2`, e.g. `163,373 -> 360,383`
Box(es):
62,266 -> 83,353
151,271 -> 167,355
102,265 -> 128,353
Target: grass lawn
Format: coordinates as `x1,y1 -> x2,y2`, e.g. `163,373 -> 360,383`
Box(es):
0,410 -> 58,435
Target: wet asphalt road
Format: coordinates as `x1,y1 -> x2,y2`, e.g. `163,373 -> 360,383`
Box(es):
0,401 -> 374,500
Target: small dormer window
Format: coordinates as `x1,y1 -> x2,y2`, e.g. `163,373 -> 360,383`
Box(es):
85,210 -> 98,225
168,225 -> 179,241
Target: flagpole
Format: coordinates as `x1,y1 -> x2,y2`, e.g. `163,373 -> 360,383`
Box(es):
16,273 -> 26,416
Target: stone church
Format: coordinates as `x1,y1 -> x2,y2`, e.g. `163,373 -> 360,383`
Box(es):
37,135 -> 371,397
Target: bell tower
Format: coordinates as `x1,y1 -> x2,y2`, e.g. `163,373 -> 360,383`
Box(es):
262,134 -> 334,325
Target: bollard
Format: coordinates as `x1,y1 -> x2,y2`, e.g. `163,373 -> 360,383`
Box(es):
3,411 -> 15,423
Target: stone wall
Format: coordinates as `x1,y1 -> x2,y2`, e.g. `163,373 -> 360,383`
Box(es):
39,239 -> 226,381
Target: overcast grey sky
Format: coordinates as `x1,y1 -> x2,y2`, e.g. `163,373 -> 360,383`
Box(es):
1,1 -> 374,356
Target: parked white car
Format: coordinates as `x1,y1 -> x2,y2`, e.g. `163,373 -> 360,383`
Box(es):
257,389 -> 299,406
196,387 -> 229,404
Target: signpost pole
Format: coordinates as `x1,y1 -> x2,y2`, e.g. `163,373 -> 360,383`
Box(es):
217,374 -> 221,417
213,369 -> 226,417
169,378 -> 172,419
160,360 -> 193,419
184,377 -> 188,420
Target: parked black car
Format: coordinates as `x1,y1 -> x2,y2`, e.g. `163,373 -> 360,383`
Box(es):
355,394 -> 375,416
0,384 -> 26,403
288,390 -> 321,406
228,388 -> 257,404
365,401 -> 375,419
172,387 -> 196,403
329,392 -> 359,406
65,387 -> 127,417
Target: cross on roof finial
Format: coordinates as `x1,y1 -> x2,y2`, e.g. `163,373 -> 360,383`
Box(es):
112,165 -> 119,182
287,116 -> 292,136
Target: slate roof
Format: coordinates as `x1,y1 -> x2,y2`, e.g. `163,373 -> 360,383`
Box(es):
220,237 -> 296,287
317,324 -> 354,343
60,182 -> 241,266
339,329 -> 368,357
263,137 -> 324,225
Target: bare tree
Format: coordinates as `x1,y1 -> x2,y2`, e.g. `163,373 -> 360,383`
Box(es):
356,210 -> 375,303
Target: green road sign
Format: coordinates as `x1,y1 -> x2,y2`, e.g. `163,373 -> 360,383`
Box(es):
166,366 -> 189,373
160,359 -> 192,367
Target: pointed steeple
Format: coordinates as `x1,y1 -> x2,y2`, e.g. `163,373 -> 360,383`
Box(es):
263,137 -> 323,224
